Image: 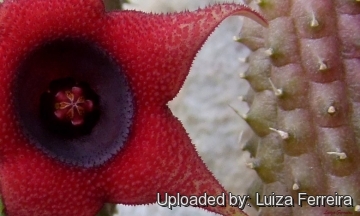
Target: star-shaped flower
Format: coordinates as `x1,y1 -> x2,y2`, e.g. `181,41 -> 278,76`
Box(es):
0,0 -> 266,215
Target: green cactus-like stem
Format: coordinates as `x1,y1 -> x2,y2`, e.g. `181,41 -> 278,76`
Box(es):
103,0 -> 128,11
239,0 -> 360,215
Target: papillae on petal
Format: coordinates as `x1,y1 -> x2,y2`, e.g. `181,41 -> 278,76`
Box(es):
99,5 -> 266,215
102,106 -> 249,216
104,3 -> 267,106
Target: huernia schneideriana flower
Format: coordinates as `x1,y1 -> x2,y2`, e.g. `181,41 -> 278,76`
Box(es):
0,0 -> 267,215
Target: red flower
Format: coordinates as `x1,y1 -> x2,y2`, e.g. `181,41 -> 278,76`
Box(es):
0,0 -> 266,215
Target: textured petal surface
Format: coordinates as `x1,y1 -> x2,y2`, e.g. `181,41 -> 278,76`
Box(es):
104,4 -> 267,105
102,106 -> 243,215
99,4 -> 266,216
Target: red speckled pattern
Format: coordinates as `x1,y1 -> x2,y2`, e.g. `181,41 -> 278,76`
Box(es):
0,0 -> 266,215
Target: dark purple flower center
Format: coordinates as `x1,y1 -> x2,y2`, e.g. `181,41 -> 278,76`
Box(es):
13,39 -> 134,167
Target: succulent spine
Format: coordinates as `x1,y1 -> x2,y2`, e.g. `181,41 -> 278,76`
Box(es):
238,0 -> 360,215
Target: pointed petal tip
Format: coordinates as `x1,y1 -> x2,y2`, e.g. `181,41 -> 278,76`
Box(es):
212,3 -> 268,27
234,6 -> 268,27
195,3 -> 268,27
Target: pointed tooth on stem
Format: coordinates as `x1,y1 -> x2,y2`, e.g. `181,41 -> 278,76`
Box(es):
327,152 -> 347,160
238,95 -> 246,102
241,113 -> 248,120
318,59 -> 328,71
237,131 -> 244,144
238,57 -> 248,63
238,95 -> 252,103
233,35 -> 242,42
355,205 -> 360,212
239,72 -> 247,79
327,106 -> 336,115
246,161 -> 259,169
310,12 -> 319,28
268,78 -> 283,97
264,48 -> 274,57
269,127 -> 289,140
228,104 -> 248,120
292,182 -> 300,191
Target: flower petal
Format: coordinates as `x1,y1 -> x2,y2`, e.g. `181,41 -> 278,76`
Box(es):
0,149 -> 104,215
102,106 -> 246,215
104,3 -> 267,105
0,0 -> 111,214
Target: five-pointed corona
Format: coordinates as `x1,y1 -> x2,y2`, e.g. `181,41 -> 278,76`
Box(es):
54,87 -> 94,126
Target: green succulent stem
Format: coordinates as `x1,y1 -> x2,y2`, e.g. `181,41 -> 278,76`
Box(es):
104,0 -> 128,11
96,203 -> 118,216
239,0 -> 360,215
